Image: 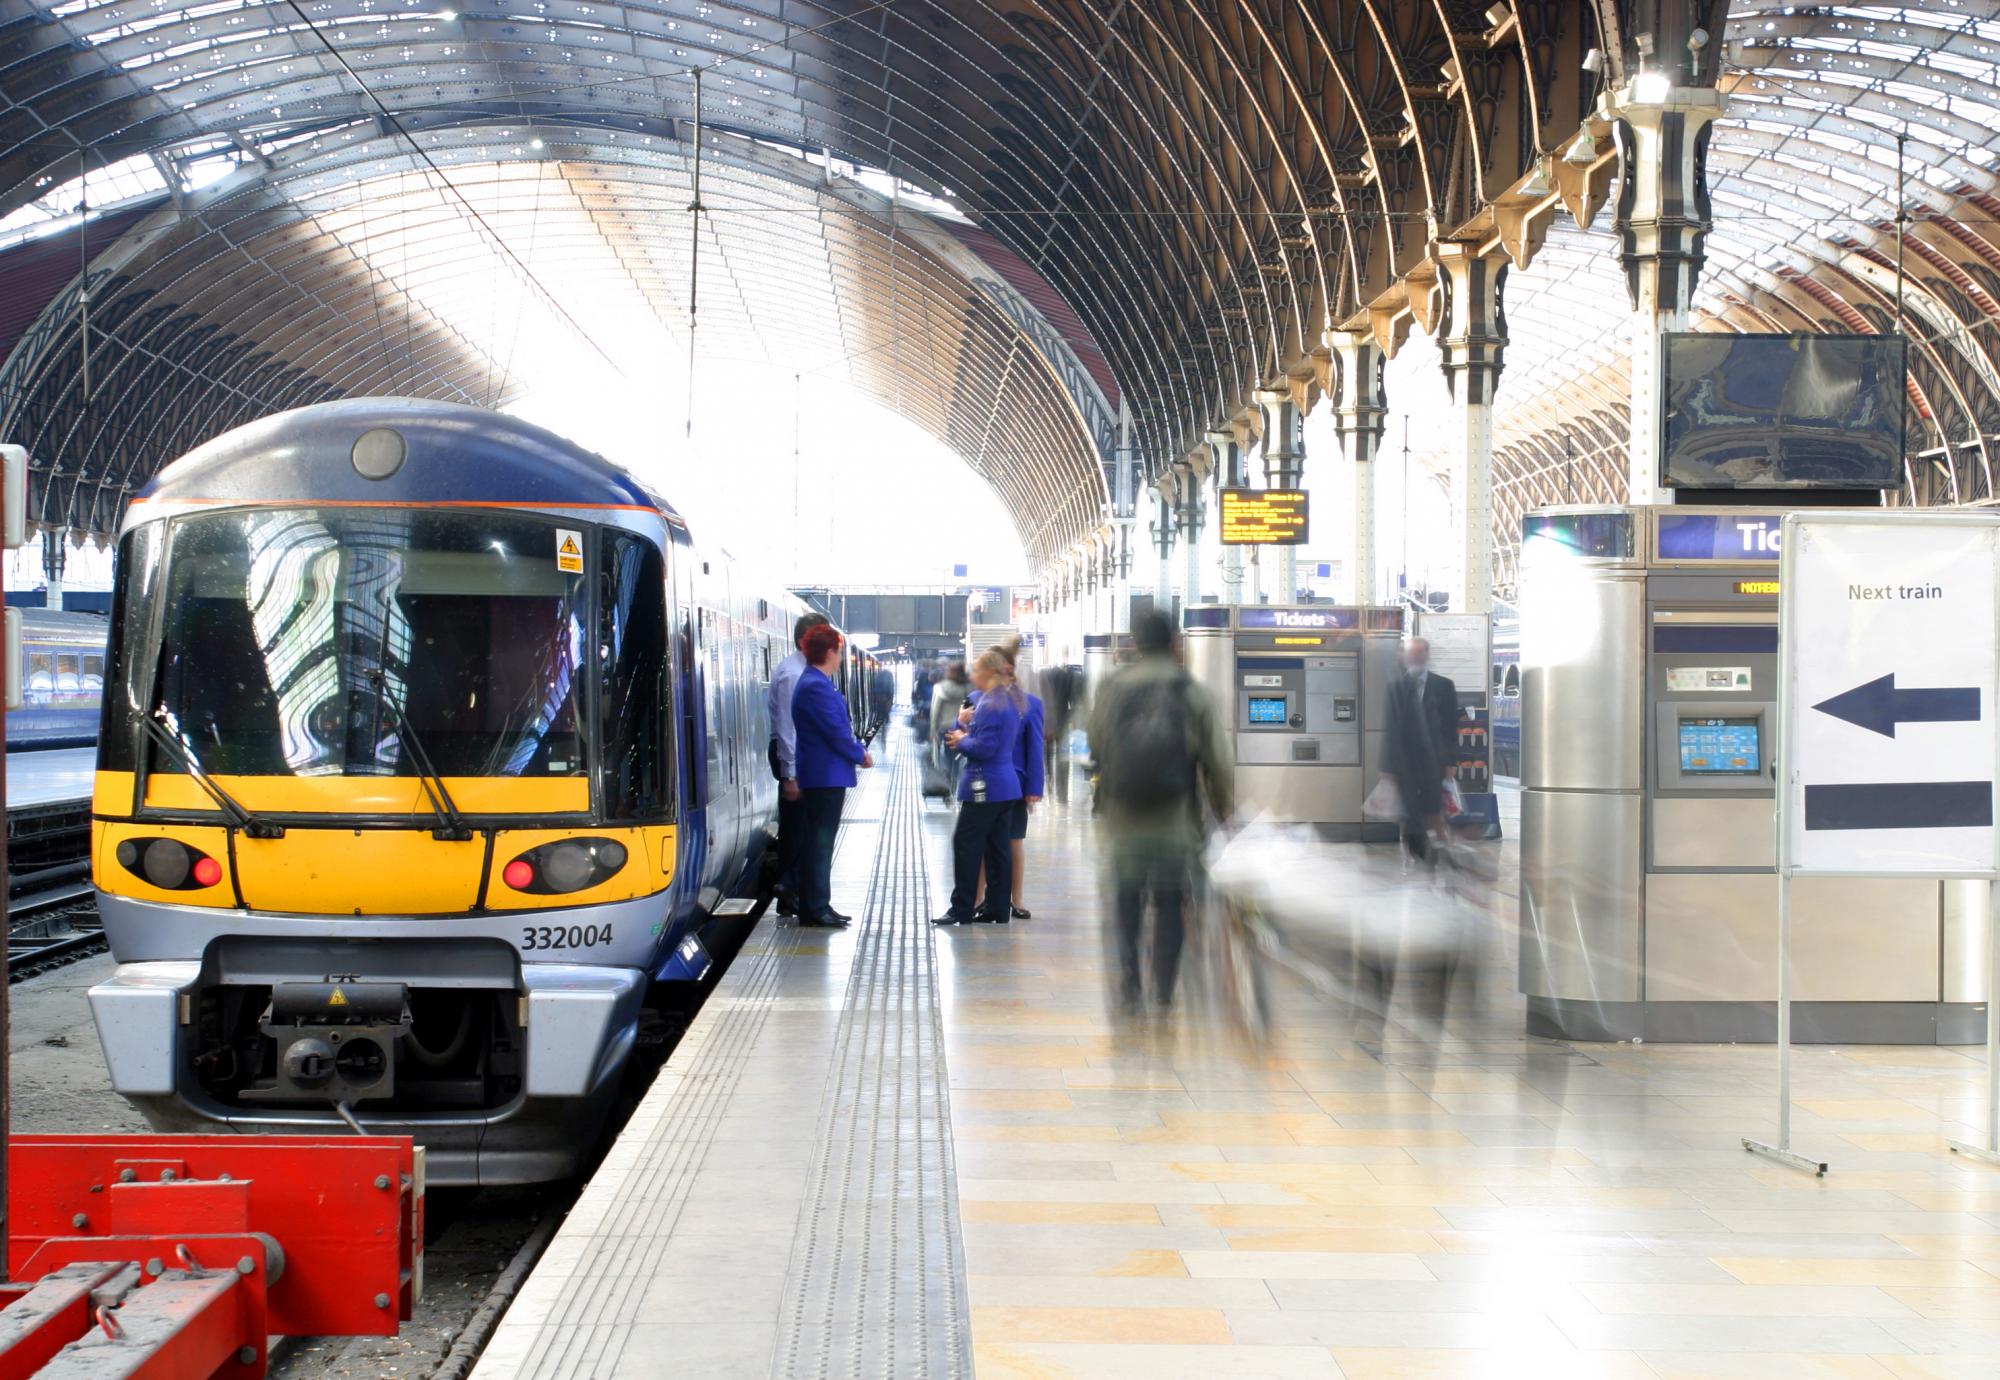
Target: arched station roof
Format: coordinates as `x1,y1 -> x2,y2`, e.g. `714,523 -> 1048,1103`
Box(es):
1,0 -> 1611,559
1480,2 -> 2000,592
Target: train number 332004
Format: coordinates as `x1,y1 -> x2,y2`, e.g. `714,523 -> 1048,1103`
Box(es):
520,924 -> 615,951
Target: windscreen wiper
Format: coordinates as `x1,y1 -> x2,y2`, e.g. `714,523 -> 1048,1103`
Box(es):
143,714 -> 286,839
366,669 -> 474,841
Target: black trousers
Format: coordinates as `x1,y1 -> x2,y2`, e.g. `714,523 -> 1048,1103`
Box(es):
775,790 -> 806,895
1113,849 -> 1190,1004
949,800 -> 1014,921
799,786 -> 847,920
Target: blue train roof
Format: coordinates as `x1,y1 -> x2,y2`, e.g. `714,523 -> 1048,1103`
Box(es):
132,398 -> 677,518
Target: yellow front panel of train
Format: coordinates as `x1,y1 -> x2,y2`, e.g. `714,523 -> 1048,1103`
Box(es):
233,830 -> 484,915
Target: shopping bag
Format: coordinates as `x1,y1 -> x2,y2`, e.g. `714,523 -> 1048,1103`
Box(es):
920,750 -> 953,800
1361,775 -> 1403,822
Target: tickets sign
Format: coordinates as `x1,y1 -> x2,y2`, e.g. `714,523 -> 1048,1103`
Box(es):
1218,488 -> 1309,546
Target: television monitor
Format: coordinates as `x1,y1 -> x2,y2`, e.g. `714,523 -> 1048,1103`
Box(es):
1246,696 -> 1288,725
1677,717 -> 1762,776
1661,333 -> 1905,490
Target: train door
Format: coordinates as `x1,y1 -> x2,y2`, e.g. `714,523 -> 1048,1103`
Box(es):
667,528 -> 708,918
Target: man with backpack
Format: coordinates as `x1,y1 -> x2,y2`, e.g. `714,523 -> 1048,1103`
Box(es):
1087,609 -> 1233,1013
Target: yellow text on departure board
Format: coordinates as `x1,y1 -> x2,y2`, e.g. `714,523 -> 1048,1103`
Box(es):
1218,487 -> 1309,546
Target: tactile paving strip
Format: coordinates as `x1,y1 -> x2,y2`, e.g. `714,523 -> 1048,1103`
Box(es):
489,784 -> 884,1380
772,730 -> 972,1379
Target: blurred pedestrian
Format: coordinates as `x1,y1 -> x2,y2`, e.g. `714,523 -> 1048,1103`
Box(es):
791,624 -> 873,927
929,661 -> 969,780
1039,663 -> 1080,804
1381,636 -> 1457,863
934,647 -> 1026,926
1088,609 -> 1232,1012
767,610 -> 831,917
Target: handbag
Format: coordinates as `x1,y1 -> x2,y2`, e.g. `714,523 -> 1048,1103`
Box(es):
1361,775 -> 1403,822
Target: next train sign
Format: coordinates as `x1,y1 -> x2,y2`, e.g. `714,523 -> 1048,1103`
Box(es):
1779,512 -> 2000,878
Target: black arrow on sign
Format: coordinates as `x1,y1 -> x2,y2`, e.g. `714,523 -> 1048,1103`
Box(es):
1805,781 -> 1993,832
1811,673 -> 1980,739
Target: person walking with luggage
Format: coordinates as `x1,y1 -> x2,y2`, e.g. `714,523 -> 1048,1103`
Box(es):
1381,636 -> 1457,863
767,611 -> 831,916
1088,609 -> 1233,1013
927,661 -> 969,794
790,624 -> 874,927
934,647 -> 1026,926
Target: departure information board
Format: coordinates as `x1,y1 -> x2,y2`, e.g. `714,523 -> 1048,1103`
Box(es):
1218,488 -> 1309,545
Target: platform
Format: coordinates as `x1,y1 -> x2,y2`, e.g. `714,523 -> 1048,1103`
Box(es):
474,723 -> 2000,1380
5,746 -> 94,811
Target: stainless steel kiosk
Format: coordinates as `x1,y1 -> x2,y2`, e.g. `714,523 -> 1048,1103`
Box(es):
1519,506 -> 1977,1043
1183,605 -> 1405,838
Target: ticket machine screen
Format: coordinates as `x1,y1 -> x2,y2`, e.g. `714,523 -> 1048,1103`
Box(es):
1247,696 -> 1288,725
1678,717 -> 1761,775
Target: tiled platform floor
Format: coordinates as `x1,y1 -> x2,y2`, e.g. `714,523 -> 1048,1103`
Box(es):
481,728 -> 2000,1380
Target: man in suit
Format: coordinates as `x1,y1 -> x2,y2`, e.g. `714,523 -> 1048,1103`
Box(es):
1381,636 -> 1457,862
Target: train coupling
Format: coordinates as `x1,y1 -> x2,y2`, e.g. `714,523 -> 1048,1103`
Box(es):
258,982 -> 410,1104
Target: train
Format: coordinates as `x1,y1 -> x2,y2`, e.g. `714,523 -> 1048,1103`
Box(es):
8,607 -> 109,749
85,398 -> 872,1184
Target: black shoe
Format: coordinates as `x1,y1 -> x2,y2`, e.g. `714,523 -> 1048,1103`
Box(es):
802,913 -> 848,928
1010,905 -> 1032,920
776,897 -> 798,918
973,911 -> 1011,925
823,910 -> 852,925
932,914 -> 967,926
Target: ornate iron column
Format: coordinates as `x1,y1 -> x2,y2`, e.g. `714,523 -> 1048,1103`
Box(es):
1433,240 -> 1508,616
1174,457 -> 1205,608
1607,80 -> 1727,504
1254,384 -> 1305,603
1206,428 -> 1246,604
1328,331 -> 1388,605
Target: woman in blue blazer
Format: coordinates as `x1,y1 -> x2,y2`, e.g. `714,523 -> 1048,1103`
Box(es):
935,646 -> 1025,925
791,624 -> 873,926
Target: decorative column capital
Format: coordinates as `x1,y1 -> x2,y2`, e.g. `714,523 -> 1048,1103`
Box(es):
1252,386 -> 1304,489
1328,330 -> 1388,453
1602,82 -> 1728,317
1432,240 -> 1508,407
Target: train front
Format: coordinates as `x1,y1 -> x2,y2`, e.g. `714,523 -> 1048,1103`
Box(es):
86,400 -> 686,1185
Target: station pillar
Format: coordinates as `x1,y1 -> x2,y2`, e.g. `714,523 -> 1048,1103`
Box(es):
1174,457 -> 1205,609
1254,384 -> 1304,603
42,529 -> 65,608
1433,240 -> 1507,616
1111,522 -> 1132,637
1328,331 -> 1387,605
1149,484 -> 1175,618
1206,428 -> 1247,605
1607,82 -> 1726,504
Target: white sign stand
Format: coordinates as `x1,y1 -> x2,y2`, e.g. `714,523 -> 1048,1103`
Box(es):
1748,511 -> 2000,1176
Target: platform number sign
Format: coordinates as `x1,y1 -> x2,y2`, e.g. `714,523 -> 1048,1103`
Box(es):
1780,513 -> 2000,879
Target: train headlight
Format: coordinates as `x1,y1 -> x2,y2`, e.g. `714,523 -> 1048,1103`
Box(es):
114,838 -> 223,891
500,837 -> 629,894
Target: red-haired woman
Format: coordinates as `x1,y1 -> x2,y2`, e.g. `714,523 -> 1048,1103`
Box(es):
791,623 -> 873,925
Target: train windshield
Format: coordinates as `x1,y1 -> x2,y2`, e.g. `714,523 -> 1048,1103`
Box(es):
138,508 -> 589,779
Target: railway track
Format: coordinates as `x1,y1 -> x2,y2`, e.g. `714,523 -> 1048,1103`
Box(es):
9,862 -> 103,983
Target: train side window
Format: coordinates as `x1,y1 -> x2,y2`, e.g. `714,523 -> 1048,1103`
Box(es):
83,654 -> 105,692
598,535 -> 672,820
1502,665 -> 1520,697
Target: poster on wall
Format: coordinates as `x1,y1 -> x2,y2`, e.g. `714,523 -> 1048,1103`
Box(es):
1419,613 -> 1494,801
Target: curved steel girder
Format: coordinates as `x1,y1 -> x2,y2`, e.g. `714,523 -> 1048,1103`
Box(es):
1,124 -> 1111,554
2,0 -> 1607,508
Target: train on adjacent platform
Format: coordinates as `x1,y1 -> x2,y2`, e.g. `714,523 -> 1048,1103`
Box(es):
8,607 -> 109,748
86,399 -> 872,1184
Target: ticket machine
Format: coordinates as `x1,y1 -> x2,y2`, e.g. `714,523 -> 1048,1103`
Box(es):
1519,506 -> 1970,1043
1183,605 -> 1405,838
